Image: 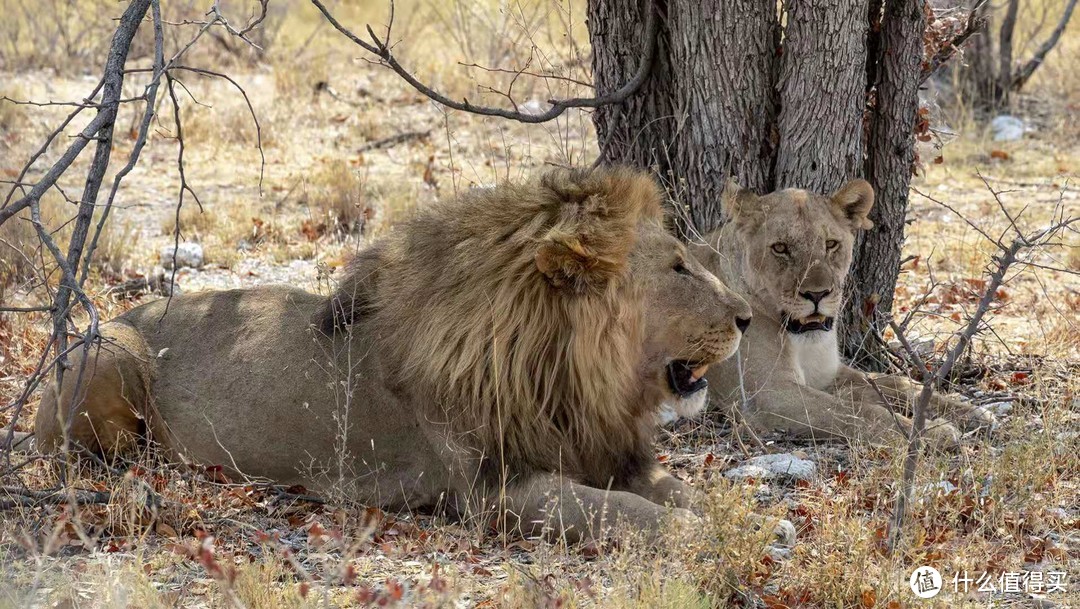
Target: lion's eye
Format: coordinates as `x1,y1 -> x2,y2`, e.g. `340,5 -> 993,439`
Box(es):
673,260 -> 693,276
770,243 -> 789,255
826,239 -> 839,251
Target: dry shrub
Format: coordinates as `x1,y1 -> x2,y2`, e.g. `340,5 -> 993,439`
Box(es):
0,0 -> 116,72
0,194 -> 139,288
162,196 -> 325,267
176,89 -> 273,151
301,161 -> 378,238
0,94 -> 27,133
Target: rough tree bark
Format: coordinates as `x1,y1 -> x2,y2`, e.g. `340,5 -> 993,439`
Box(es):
843,0 -> 926,367
590,0 -> 922,368
589,0 -> 779,233
775,0 -> 867,192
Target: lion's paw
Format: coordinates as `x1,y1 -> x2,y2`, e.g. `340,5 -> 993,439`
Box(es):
672,508 -> 703,528
960,404 -> 998,433
924,418 -> 962,451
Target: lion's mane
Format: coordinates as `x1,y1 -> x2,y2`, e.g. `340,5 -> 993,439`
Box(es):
324,168 -> 665,485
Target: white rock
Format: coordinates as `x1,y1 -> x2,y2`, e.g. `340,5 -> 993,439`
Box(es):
724,453 -> 817,482
160,242 -> 204,269
922,480 -> 958,496
985,401 -> 1013,416
991,115 -> 1026,141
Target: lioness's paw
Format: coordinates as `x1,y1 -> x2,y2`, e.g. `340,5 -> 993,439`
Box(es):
961,404 -> 998,433
925,418 -> 961,451
933,394 -> 997,433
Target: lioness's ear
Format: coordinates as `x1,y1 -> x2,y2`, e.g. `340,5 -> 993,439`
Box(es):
830,179 -> 875,231
535,232 -> 619,293
721,179 -> 761,226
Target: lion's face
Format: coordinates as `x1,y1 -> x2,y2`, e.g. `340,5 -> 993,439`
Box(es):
722,180 -> 874,334
633,222 -> 752,411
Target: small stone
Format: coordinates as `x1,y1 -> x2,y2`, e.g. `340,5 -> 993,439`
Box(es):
160,242 -> 204,269
922,480 -> 958,496
724,453 -> 817,482
766,546 -> 792,562
985,401 -> 1013,416
990,115 -> 1026,141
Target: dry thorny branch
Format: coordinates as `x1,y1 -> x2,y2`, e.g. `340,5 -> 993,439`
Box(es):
309,0 -> 660,125
0,0 -> 267,492
885,178 -> 1077,554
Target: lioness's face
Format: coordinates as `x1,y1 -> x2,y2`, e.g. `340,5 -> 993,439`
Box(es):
633,222 -> 752,406
724,180 -> 874,334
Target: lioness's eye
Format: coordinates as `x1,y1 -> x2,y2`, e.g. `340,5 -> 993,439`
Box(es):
771,243 -> 789,255
673,260 -> 693,276
826,239 -> 839,251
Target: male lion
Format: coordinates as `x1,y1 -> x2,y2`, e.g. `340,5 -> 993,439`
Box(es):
687,180 -> 992,449
31,168 -> 762,543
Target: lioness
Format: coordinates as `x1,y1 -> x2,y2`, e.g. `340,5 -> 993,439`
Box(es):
31,168 -> 761,543
689,180 -> 991,449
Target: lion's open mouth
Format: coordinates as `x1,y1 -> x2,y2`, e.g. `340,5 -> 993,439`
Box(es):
667,360 -> 710,398
784,313 -> 835,334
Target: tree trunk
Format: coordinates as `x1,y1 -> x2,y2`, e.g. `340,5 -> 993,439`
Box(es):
843,0 -> 926,368
775,0 -> 867,193
961,4 -> 998,110
590,0 -> 922,369
589,0 -> 779,234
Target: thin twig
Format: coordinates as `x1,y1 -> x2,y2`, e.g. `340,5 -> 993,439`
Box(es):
309,0 -> 660,124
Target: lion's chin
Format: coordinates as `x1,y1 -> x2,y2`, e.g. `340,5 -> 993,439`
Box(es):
658,389 -> 709,425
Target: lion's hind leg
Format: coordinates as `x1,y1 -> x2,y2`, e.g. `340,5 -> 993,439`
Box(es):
34,321 -> 153,456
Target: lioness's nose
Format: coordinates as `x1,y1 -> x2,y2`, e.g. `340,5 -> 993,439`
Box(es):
736,317 -> 751,333
800,290 -> 830,305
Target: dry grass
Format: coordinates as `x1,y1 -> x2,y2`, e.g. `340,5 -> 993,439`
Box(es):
1,0 -> 1078,607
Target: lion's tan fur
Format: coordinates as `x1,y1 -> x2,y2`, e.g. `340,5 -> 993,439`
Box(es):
691,180 -> 989,448
35,167 -> 756,542
361,170 -> 664,483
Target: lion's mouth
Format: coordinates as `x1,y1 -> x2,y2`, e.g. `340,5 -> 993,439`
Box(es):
784,313 -> 835,334
667,360 -> 710,398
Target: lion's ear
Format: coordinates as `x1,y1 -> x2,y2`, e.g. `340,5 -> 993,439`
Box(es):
721,179 -> 761,226
830,179 -> 875,231
535,233 -> 618,292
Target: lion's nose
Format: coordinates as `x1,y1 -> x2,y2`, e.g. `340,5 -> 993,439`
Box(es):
735,316 -> 751,333
800,290 -> 831,305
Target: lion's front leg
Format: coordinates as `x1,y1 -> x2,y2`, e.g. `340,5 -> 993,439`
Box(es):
614,463 -> 698,510
498,472 -> 693,544
835,365 -> 994,433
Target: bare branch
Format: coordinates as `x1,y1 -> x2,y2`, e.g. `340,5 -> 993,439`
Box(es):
309,0 -> 660,124
80,0 -> 166,286
1012,0 -> 1079,90
886,183 -> 1077,554
920,0 -> 989,84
